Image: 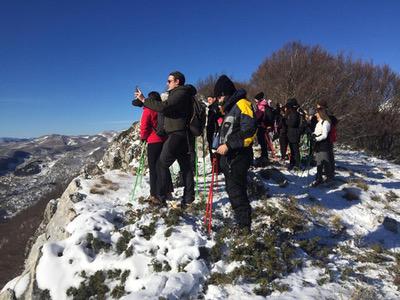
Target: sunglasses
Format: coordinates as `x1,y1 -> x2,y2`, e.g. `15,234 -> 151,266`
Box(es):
167,79 -> 174,84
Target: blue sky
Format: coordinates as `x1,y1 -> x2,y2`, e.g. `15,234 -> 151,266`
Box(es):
1,0 -> 399,138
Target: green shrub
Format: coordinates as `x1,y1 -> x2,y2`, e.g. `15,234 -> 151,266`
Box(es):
121,270 -> 130,284
111,285 -> 125,299
86,233 -> 111,254
386,191 -> 399,202
107,269 -> 122,280
151,259 -> 163,272
163,209 -> 183,227
66,271 -> 110,300
125,246 -> 133,257
139,221 -> 157,240
116,231 -> 133,254
164,227 -> 173,238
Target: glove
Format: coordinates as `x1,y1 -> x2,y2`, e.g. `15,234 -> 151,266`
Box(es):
311,133 -> 317,142
132,99 -> 144,107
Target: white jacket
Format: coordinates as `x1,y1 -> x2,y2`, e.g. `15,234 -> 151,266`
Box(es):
314,120 -> 331,142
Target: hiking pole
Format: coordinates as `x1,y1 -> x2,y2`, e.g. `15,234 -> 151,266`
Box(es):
130,141 -> 146,202
202,133 -> 207,197
204,156 -> 217,234
195,137 -> 199,200
201,133 -> 206,200
265,130 -> 278,160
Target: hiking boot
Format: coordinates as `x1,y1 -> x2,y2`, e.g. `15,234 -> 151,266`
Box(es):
232,225 -> 251,236
180,197 -> 195,210
254,157 -> 269,167
148,195 -> 166,207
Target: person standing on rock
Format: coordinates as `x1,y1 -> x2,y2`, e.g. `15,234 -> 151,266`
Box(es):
311,105 -> 333,186
286,98 -> 302,170
276,104 -> 289,160
253,92 -> 269,166
213,75 -> 256,233
135,71 -> 195,207
206,96 -> 222,163
139,91 -> 173,204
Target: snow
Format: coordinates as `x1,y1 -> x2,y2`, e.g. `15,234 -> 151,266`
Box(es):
88,146 -> 102,156
4,146 -> 400,299
1,273 -> 30,298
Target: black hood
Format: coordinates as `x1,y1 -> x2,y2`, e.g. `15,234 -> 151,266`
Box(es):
223,89 -> 247,113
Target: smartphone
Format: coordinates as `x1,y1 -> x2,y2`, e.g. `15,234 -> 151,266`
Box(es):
135,85 -> 140,93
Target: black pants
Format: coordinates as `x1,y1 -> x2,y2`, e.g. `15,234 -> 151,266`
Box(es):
157,131 -> 194,202
256,127 -> 268,158
289,142 -> 300,168
147,142 -> 173,197
207,130 -> 214,163
328,144 -> 335,178
220,147 -> 253,228
279,135 -> 288,159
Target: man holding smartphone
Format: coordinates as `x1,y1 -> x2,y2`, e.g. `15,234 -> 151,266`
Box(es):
135,71 -> 196,207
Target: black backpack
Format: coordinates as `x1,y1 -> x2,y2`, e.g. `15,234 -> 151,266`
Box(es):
153,113 -> 167,137
189,97 -> 207,136
263,106 -> 275,127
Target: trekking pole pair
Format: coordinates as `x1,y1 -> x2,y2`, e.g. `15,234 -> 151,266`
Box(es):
130,141 -> 147,202
204,155 -> 219,234
194,135 -> 207,201
265,130 -> 278,160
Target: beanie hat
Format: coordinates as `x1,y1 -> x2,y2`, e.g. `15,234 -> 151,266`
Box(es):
214,75 -> 236,97
254,92 -> 264,101
286,98 -> 299,108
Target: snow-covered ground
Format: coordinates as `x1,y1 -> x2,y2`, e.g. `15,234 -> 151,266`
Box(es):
3,147 -> 400,299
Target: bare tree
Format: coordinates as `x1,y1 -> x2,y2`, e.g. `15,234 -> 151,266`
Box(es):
200,41 -> 400,161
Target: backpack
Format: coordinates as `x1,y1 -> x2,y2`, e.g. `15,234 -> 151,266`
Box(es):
152,113 -> 167,137
189,97 -> 207,136
263,106 -> 275,127
329,125 -> 337,143
322,117 -> 338,143
298,112 -> 307,135
156,113 -> 167,137
328,115 -> 338,143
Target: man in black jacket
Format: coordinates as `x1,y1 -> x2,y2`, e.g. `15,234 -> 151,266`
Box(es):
286,98 -> 301,170
206,96 -> 222,162
136,71 -> 195,206
214,75 -> 257,233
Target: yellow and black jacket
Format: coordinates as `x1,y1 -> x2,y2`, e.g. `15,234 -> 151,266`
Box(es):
219,89 -> 257,152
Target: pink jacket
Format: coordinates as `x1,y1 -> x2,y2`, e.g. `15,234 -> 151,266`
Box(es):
255,99 -> 268,121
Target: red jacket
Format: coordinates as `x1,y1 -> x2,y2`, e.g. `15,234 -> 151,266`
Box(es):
140,107 -> 167,143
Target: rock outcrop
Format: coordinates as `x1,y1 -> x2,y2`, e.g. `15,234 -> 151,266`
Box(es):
97,122 -> 142,173
0,125 -> 139,299
0,178 -> 80,299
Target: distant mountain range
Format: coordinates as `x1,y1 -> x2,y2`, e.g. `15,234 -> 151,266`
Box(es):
0,137 -> 32,144
0,131 -> 118,220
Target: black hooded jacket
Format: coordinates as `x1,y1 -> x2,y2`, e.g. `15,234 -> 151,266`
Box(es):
207,101 -> 222,137
143,85 -> 196,134
219,89 -> 256,151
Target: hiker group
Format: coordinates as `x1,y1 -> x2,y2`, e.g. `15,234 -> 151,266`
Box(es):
132,71 -> 337,233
